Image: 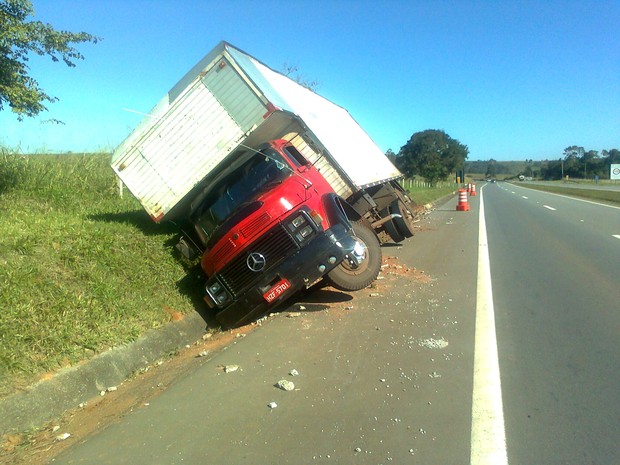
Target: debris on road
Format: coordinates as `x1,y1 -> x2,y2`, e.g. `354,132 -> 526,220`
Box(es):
289,369 -> 299,376
267,402 -> 278,409
196,350 -> 209,358
224,364 -> 239,373
418,337 -> 449,349
276,379 -> 295,391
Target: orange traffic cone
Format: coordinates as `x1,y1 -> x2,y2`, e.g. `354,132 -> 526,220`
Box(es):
470,184 -> 477,196
456,189 -> 470,211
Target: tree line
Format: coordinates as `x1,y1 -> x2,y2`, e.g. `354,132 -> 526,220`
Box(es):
538,146 -> 620,180
387,129 -> 469,186
463,147 -> 620,181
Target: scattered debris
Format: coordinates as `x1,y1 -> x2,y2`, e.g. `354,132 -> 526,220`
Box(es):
289,369 -> 299,376
107,386 -> 118,392
196,350 -> 209,358
56,433 -> 71,441
267,402 -> 278,409
276,379 -> 295,391
224,364 -> 239,373
202,333 -> 213,340
287,312 -> 302,318
419,338 -> 449,349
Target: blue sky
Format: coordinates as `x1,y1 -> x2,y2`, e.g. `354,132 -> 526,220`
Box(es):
1,0 -> 618,161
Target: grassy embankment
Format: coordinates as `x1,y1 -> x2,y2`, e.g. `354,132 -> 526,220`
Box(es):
514,182 -> 620,205
0,151 -> 456,397
0,151 -> 201,398
400,179 -> 457,206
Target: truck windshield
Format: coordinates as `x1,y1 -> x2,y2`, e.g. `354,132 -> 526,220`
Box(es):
193,148 -> 292,245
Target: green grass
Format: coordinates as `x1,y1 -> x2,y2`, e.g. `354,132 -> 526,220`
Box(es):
402,180 -> 458,206
0,150 -> 201,398
514,182 -> 620,205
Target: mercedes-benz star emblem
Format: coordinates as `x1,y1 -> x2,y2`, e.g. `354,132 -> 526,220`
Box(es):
247,252 -> 266,272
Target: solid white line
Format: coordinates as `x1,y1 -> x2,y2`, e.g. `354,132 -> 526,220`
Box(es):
471,187 -> 509,465
543,205 -> 556,211
613,235 -> 620,240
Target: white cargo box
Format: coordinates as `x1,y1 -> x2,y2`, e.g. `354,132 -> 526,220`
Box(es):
112,41 -> 401,221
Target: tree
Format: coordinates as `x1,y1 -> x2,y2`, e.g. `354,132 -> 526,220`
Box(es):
0,0 -> 100,119
485,158 -> 497,179
281,62 -> 319,92
397,129 -> 469,185
385,148 -> 397,164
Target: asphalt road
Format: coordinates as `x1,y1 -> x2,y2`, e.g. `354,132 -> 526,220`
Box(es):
48,195 -> 480,465
485,182 -> 620,464
44,184 -> 620,464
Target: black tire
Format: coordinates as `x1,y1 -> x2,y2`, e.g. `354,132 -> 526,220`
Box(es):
381,207 -> 405,243
327,221 -> 382,291
391,199 -> 416,238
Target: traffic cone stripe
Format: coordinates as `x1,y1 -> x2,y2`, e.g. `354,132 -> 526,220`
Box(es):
456,189 -> 470,211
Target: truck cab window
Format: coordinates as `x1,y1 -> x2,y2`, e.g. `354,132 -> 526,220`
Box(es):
192,148 -> 292,245
283,145 -> 309,167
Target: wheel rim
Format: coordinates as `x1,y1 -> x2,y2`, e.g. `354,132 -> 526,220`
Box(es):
340,237 -> 369,275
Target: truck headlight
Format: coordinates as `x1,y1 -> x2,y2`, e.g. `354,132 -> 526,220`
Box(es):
286,211 -> 316,244
205,279 -> 232,307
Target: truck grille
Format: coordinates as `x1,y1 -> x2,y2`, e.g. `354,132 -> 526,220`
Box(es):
218,224 -> 298,297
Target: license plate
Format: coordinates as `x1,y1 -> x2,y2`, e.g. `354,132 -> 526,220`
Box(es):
263,278 -> 291,303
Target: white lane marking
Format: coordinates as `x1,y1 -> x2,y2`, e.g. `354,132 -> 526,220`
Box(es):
613,235 -> 620,240
507,183 -> 620,210
521,196 -> 528,199
543,205 -> 556,211
471,187 -> 509,465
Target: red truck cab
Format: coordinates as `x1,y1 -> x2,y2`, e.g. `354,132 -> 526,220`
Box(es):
190,140 -> 359,327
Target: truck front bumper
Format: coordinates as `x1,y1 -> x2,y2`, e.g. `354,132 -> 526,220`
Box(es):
209,223 -> 356,328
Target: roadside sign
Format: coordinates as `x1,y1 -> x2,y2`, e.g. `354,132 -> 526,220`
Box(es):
611,164 -> 620,180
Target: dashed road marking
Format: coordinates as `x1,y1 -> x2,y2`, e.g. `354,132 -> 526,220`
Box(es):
543,205 -> 556,211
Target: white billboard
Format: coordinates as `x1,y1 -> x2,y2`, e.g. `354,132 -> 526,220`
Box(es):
611,164 -> 620,180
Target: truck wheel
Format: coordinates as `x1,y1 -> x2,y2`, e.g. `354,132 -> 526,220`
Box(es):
381,207 -> 405,243
391,199 -> 416,238
327,221 -> 382,291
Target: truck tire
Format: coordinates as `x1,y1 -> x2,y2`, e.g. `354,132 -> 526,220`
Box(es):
391,199 -> 416,238
381,207 -> 405,243
327,221 -> 382,291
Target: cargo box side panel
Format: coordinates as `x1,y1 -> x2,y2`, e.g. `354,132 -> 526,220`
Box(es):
112,56 -> 268,220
